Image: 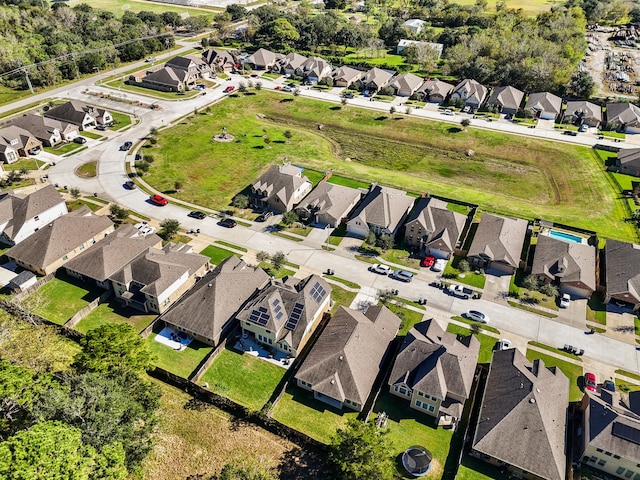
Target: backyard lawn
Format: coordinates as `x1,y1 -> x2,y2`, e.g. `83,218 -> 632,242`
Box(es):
24,275 -> 102,325
271,386 -> 358,444
199,348 -> 286,412
74,300 -> 157,334
446,323 -> 498,364
525,349 -> 584,402
146,335 -> 213,379
199,245 -> 236,265
144,91 -> 636,242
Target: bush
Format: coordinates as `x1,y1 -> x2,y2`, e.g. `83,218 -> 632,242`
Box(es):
231,194 -> 249,209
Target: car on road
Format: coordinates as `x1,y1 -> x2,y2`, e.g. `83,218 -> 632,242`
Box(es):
421,254 -> 435,268
145,57 -> 156,62
256,211 -> 273,222
369,264 -> 391,275
603,379 -> 615,392
342,92 -> 355,99
123,180 -> 136,190
282,86 -> 293,92
73,136 -> 87,144
496,339 -> 512,350
449,284 -> 473,299
219,218 -> 237,228
563,130 -> 578,136
223,86 -> 235,93
560,293 -> 571,308
134,221 -> 156,236
464,310 -> 488,323
432,258 -> 447,272
442,109 -> 455,116
149,194 -> 168,206
392,270 -> 414,282
96,124 -> 108,131
275,85 -> 282,90
120,141 -> 132,151
188,211 -> 206,220
585,372 -> 597,392
579,124 -> 589,132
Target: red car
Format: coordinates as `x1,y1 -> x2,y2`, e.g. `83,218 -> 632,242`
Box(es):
585,372 -> 597,392
421,254 -> 435,268
223,86 -> 235,93
149,194 -> 168,206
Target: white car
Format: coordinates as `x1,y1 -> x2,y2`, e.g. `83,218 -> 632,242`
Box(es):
465,310 -> 488,324
432,259 -> 447,272
496,339 -> 512,350
369,264 -> 391,275
560,293 -> 571,308
442,109 -> 455,116
134,221 -> 156,236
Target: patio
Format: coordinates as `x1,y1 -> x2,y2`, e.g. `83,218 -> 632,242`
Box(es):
232,332 -> 293,370
154,326 -> 194,351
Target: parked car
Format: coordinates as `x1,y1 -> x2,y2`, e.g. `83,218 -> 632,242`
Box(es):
462,105 -> 471,113
496,339 -> 512,350
585,372 -> 597,392
149,194 -> 168,206
73,136 -> 87,144
442,109 -> 455,116
560,293 -> 571,308
96,124 -> 108,131
579,124 -> 589,132
282,86 -> 294,92
603,380 -> 615,392
120,141 -> 132,151
342,92 -> 355,99
432,258 -> 447,272
134,221 -> 156,236
223,86 -> 235,93
275,85 -> 282,90
392,270 -> 414,283
188,211 -> 206,219
123,180 -> 136,190
421,254 -> 435,268
145,57 -> 156,62
219,218 -> 237,228
369,264 -> 391,275
465,310 -> 488,323
256,211 -> 273,222
563,130 -> 578,136
449,284 -> 473,299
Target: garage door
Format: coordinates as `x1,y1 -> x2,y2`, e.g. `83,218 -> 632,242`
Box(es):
486,261 -> 514,276
561,285 -> 591,300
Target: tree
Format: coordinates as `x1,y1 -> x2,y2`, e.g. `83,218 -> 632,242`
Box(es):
256,251 -> 270,263
109,204 -> 129,221
135,160 -> 150,173
149,127 -> 158,136
283,130 -> 293,142
540,283 -> 559,298
174,181 -> 183,191
226,4 -> 247,21
328,419 -> 394,480
255,81 -> 262,91
389,106 -> 396,115
567,70 -> 595,99
270,18 -> 300,49
211,459 -> 277,480
376,288 -> 397,304
270,251 -> 286,271
376,234 -> 394,251
69,187 -> 80,199
159,218 -> 180,241
461,118 -> 471,128
470,322 -> 481,335
523,274 -> 539,291
144,154 -> 155,163
231,194 -> 249,209
364,230 -> 377,245
458,259 -> 471,273
73,323 -> 156,374
238,81 -> 247,93
282,211 -> 299,225
263,135 -> 271,147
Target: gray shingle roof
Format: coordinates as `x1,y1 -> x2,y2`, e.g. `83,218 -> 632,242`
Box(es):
295,305 -> 400,405
144,66 -> 189,86
44,100 -> 95,126
605,239 -> 640,304
418,79 -> 454,98
280,52 -> 308,71
472,349 -> 568,480
405,197 -> 467,254
607,102 -> 640,126
332,66 -> 364,84
160,256 -> 270,343
0,185 -> 66,241
564,101 -> 602,122
63,224 -> 162,282
486,86 -> 524,111
202,49 -> 235,68
452,79 -> 488,104
251,163 -> 312,212
9,114 -> 75,143
247,48 -> 277,68
467,214 -> 528,268
390,73 -> 424,94
524,92 -> 562,116
531,235 -> 596,292
362,68 -> 395,89
5,206 -> 114,271
348,184 -> 415,233
617,148 -> 640,170
0,125 -> 39,151
296,181 -> 362,226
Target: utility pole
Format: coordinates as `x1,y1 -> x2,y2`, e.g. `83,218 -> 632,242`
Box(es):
22,68 -> 34,94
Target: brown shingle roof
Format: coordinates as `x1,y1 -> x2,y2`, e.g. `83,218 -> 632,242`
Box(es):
604,239 -> 640,304
531,235 -> 596,292
0,185 -> 66,242
405,197 -> 467,254
296,181 -> 362,226
467,214 -> 528,268
348,184 -> 415,233
251,163 -> 312,212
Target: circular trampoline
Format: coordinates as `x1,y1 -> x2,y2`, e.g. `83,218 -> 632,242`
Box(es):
402,445 -> 432,477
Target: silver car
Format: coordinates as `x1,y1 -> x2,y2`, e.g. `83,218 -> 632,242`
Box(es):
465,310 -> 488,324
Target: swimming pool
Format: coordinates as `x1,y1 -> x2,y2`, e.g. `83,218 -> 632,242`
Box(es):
548,230 -> 584,244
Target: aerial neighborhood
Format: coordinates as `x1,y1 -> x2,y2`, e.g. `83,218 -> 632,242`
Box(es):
2,1 -> 640,480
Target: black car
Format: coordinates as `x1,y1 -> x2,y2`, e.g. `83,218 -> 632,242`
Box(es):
563,130 -> 578,136
220,218 -> 237,228
256,211 -> 273,222
124,180 -> 136,190
96,124 -> 108,131
188,211 -> 206,220
120,141 -> 133,151
73,136 -> 87,144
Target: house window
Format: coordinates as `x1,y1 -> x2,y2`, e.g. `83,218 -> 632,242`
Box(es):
617,467 -> 626,475
590,457 -> 598,463
417,391 -> 424,397
399,387 -> 407,395
428,405 -> 435,412
79,244 -> 84,250
598,460 -> 606,466
634,474 -> 640,480
162,298 -> 170,307
605,452 -> 612,456
614,455 -> 621,460
416,400 -> 422,407
596,448 -> 603,453
626,472 -> 634,479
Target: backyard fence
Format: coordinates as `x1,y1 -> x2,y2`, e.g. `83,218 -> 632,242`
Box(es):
65,290 -> 113,329
0,299 -> 83,342
189,327 -> 237,383
11,272 -> 55,303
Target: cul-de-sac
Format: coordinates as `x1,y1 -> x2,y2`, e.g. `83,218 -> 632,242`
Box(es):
1,0 -> 640,479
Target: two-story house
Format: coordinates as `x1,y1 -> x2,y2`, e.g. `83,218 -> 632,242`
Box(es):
249,163 -> 313,213
603,239 -> 640,311
347,183 -> 415,238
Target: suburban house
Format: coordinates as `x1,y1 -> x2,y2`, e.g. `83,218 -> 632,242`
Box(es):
110,243 -> 210,314
404,196 -> 467,258
278,52 -> 308,76
390,73 -> 424,97
295,181 -> 362,228
388,319 -> 479,424
202,48 -> 236,72
0,185 -> 68,247
246,48 -> 280,70
130,66 -> 196,92
396,39 -> 444,58
450,79 -> 488,110
471,349 -> 569,480
607,102 -> 640,133
63,224 -> 162,289
331,66 -> 364,88
160,256 -> 270,346
485,86 -> 524,115
615,148 -> 640,177
296,56 -> 332,83
524,92 -> 562,120
45,100 -> 112,130
530,234 -> 596,299
403,18 -> 427,34
563,100 -> 602,128
346,183 -> 415,238
0,125 -> 42,163
578,390 -> 640,480
417,79 -> 454,104
603,239 -> 640,311
9,114 -> 79,147
295,305 -> 401,412
360,67 -> 395,93
237,275 -> 332,358
165,55 -> 212,78
5,206 -> 114,275
249,163 -> 313,213
466,213 -> 528,275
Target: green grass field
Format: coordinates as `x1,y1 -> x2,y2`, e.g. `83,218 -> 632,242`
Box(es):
199,349 -> 285,412
146,335 -> 213,379
452,0 -> 555,14
145,92 -> 636,242
68,0 -> 219,17
446,323 -> 498,364
74,300 -> 157,334
25,276 -> 102,325
199,245 -> 236,265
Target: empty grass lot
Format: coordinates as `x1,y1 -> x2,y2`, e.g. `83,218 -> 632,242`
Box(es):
199,349 -> 285,412
525,349 -> 583,402
68,0 -> 219,17
453,0 -> 554,14
199,245 -> 236,265
271,386 -> 359,444
145,92 -> 635,242
74,300 -> 157,334
146,336 -> 213,379
25,276 -> 102,325
446,323 -> 498,364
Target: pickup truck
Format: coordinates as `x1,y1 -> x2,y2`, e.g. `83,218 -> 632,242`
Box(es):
448,284 -> 473,299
